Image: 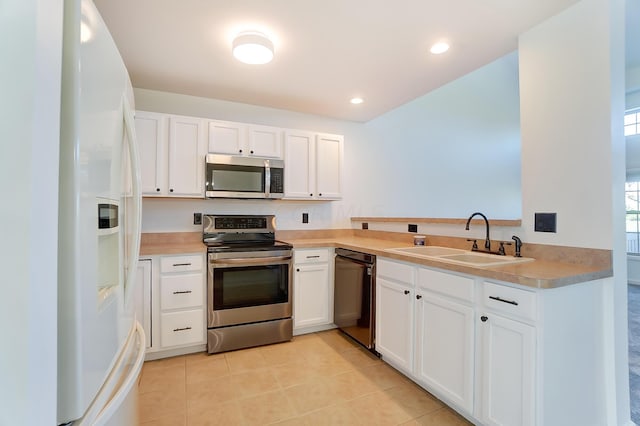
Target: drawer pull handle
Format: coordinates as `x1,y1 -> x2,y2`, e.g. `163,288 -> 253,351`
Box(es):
173,327 -> 192,332
173,263 -> 192,267
404,290 -> 410,295
306,255 -> 321,259
489,295 -> 519,306
173,290 -> 192,295
481,315 -> 488,322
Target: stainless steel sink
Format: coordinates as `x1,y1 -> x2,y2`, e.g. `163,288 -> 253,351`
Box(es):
385,246 -> 534,267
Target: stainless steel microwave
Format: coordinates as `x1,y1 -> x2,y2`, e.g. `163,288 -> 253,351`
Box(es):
205,154 -> 284,199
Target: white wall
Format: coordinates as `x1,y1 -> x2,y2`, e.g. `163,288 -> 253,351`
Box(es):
360,52 -> 521,220
137,52 -> 521,232
0,0 -> 62,423
519,0 -> 628,424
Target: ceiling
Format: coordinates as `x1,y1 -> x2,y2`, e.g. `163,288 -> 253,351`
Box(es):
94,0 -> 637,122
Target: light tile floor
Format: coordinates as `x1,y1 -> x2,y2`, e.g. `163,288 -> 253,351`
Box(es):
138,330 -> 473,425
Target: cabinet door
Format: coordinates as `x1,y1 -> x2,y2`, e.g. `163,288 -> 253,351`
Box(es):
416,292 -> 474,413
167,116 -> 204,197
315,133 -> 343,199
284,130 -> 315,199
135,112 -> 167,195
376,277 -> 414,373
207,120 -> 246,155
294,263 -> 330,329
135,260 -> 152,349
481,313 -> 535,426
248,125 -> 282,158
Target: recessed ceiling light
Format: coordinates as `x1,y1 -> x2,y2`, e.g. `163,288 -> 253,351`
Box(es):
350,97 -> 364,104
232,31 -> 274,64
430,42 -> 450,55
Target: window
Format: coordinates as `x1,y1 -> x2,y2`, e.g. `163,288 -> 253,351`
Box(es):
627,182 -> 640,253
626,109 -> 640,137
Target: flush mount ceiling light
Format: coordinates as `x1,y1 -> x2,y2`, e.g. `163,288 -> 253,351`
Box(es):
350,97 -> 364,105
430,42 -> 450,55
232,31 -> 274,64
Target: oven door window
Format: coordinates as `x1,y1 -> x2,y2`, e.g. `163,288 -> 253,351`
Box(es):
207,163 -> 265,193
213,264 -> 289,310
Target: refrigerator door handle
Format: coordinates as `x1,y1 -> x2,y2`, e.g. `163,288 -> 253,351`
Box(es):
77,322 -> 147,426
122,97 -> 142,305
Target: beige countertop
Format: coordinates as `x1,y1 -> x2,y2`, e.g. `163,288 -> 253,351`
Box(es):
139,231 -> 612,289
285,236 -> 612,289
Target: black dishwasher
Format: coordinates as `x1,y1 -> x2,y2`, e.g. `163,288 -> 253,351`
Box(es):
334,248 -> 376,351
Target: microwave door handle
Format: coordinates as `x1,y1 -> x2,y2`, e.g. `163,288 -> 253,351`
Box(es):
264,159 -> 271,198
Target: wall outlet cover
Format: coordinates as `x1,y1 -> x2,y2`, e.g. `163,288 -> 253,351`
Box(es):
362,222 -> 368,230
193,212 -> 202,225
302,213 -> 309,224
534,212 -> 556,233
408,224 -> 418,233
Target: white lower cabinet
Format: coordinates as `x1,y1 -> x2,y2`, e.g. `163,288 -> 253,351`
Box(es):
480,311 -> 535,426
293,248 -> 334,334
415,268 -> 475,414
478,281 -> 536,426
141,252 -> 206,359
375,272 -> 415,374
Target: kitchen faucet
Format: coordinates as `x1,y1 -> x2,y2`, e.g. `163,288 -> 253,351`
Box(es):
465,212 -> 491,250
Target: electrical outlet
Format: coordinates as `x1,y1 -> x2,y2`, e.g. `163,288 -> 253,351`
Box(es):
193,212 -> 202,225
408,224 -> 418,233
302,213 -> 309,224
362,222 -> 368,230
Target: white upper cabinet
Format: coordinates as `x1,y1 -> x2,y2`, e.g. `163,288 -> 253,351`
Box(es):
284,131 -> 343,200
284,130 -> 315,198
135,111 -> 166,195
207,120 -> 282,159
248,125 -> 282,158
167,116 -> 205,197
207,120 -> 246,155
135,111 -> 205,198
315,133 -> 343,199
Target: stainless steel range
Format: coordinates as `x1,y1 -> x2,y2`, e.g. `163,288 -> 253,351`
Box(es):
203,214 -> 293,354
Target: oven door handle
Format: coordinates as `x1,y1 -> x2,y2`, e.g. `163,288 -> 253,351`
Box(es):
211,255 -> 292,266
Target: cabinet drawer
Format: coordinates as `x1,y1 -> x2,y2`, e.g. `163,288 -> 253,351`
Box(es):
160,273 -> 203,310
160,254 -> 203,273
483,281 -> 537,322
377,258 -> 414,285
294,248 -> 330,264
418,267 -> 474,302
160,309 -> 204,347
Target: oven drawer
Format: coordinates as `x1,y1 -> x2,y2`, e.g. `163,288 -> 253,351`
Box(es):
160,273 -> 203,310
293,248 -> 330,264
160,309 -> 204,347
160,254 -> 203,273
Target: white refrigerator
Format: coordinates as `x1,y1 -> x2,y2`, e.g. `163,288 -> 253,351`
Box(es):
58,0 -> 145,424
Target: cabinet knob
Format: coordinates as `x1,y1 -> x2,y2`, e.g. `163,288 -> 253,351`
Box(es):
250,150 -> 254,154
156,188 -> 160,192
319,193 -> 322,196
404,290 -> 410,295
239,149 -> 243,153
310,193 -> 313,197
296,268 -> 300,272
169,188 -> 174,193
481,315 -> 488,322
416,294 -> 422,300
